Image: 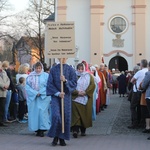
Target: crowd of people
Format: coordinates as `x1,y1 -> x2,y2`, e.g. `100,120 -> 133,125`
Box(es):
126,59 -> 150,141
1,58 -> 150,146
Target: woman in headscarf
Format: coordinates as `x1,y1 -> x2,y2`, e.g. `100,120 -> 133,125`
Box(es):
71,63 -> 95,138
25,62 -> 51,137
82,60 -> 91,73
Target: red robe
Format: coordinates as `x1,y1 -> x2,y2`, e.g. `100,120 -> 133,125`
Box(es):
97,70 -> 107,107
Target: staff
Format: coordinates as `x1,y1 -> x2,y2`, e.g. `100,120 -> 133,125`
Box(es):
60,58 -> 65,133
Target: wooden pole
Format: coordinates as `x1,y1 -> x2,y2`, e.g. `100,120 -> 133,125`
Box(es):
60,58 -> 65,133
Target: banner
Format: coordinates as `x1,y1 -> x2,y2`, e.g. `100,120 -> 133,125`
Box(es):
45,22 -> 75,58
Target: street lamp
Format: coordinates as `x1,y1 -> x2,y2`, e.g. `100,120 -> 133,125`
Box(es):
74,45 -> 79,68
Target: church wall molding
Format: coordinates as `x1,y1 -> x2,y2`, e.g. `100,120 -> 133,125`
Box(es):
131,5 -> 146,8
90,5 -> 105,9
103,50 -> 133,57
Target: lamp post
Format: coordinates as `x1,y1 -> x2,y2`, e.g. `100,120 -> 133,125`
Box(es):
74,45 -> 79,68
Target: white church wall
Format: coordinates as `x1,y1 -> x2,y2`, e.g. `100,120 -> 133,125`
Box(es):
104,0 -> 133,70
66,0 -> 91,65
146,0 -> 150,62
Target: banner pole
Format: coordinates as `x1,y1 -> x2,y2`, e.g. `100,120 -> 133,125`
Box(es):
60,58 -> 65,133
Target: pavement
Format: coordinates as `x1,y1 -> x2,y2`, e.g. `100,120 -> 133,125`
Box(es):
0,93 -> 150,150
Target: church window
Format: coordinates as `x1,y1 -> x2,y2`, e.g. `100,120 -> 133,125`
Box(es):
109,16 -> 128,34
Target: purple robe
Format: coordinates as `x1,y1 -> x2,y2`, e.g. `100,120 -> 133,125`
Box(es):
46,64 -> 77,140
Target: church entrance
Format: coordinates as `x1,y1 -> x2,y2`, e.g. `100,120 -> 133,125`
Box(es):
109,56 -> 128,71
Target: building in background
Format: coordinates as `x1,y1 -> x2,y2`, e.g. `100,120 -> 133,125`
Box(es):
45,0 -> 149,71
16,36 -> 44,67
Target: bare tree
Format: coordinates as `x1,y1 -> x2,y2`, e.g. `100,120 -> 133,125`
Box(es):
0,0 -> 16,62
0,0 -> 10,14
0,0 -> 11,38
15,0 -> 54,64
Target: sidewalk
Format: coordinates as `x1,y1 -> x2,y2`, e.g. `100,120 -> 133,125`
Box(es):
0,94 -> 150,150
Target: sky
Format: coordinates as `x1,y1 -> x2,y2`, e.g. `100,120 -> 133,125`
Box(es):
9,0 -> 29,13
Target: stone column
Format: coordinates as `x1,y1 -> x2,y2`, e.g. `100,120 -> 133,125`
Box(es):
132,0 -> 146,64
90,0 -> 104,65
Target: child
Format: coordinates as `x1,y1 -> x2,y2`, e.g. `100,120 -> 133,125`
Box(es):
16,77 -> 27,123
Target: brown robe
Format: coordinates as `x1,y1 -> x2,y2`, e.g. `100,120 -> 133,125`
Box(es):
71,75 -> 95,128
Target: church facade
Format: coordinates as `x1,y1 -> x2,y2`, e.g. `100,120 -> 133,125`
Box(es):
52,0 -> 150,71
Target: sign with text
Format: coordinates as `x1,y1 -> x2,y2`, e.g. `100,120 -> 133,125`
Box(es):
45,22 -> 75,58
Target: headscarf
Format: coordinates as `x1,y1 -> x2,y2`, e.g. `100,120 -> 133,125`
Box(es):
27,62 -> 44,91
76,63 -> 87,77
90,66 -> 101,83
82,60 -> 92,73
74,66 -> 91,105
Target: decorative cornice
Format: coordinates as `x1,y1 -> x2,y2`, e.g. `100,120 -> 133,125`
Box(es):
57,13 -> 66,16
103,50 -> 133,57
57,6 -> 67,10
90,5 -> 105,9
91,13 -> 104,15
131,5 -> 146,8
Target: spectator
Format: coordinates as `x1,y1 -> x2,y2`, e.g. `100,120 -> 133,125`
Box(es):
128,59 -> 148,129
16,64 -> 29,84
141,61 -> 150,140
0,62 -> 10,127
16,77 -> 27,123
2,61 -> 16,122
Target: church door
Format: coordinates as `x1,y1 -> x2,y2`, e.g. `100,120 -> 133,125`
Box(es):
109,56 -> 128,71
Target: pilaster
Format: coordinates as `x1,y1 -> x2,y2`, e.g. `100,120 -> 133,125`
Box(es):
57,0 -> 67,21
90,0 -> 104,65
132,0 -> 146,64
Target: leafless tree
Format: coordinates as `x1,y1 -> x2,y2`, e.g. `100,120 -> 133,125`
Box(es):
0,0 -> 11,38
15,0 -> 54,64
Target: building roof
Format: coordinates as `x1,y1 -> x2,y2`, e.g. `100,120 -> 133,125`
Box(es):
44,13 -> 55,22
16,36 -> 44,50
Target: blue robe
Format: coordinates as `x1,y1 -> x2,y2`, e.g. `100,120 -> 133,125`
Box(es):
25,72 -> 51,131
46,64 -> 77,140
